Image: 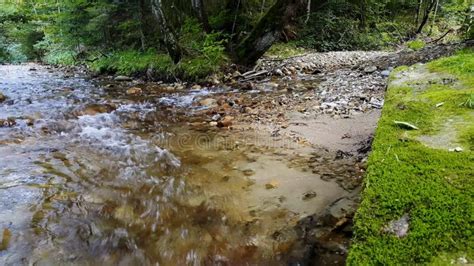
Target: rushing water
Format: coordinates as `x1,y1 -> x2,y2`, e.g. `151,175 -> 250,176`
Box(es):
0,64 -> 313,265
0,64 -> 356,265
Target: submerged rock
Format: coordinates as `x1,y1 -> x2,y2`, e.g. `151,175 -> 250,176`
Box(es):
75,103 -> 117,116
265,181 -> 279,189
0,118 -> 16,127
200,98 -> 218,108
302,191 -> 317,201
217,116 -> 234,128
0,92 -> 6,103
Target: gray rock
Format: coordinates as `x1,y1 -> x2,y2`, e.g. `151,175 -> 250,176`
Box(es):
364,66 -> 377,73
0,92 -> 6,102
114,75 -> 132,82
384,214 -> 409,238
381,70 -> 391,77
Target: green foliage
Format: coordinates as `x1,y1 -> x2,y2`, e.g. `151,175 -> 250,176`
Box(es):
348,51 -> 474,265
265,42 -> 307,59
407,39 -> 426,51
89,50 -> 173,76
176,18 -> 228,79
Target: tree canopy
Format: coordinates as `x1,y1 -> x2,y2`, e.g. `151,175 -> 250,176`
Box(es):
0,0 -> 471,78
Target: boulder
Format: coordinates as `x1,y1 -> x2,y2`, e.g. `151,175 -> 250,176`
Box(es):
0,92 -> 6,103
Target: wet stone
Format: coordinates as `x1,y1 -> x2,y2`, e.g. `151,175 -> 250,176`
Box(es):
302,191 -> 317,201
265,181 -> 279,189
242,169 -> 255,176
0,92 -> 6,103
0,118 -> 16,127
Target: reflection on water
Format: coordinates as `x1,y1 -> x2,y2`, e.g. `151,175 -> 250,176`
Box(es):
0,65 -> 307,265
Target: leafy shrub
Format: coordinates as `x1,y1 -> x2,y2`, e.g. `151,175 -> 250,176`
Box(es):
88,49 -> 173,76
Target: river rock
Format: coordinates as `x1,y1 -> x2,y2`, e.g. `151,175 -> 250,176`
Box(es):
217,116 -> 233,128
265,181 -> 279,189
200,98 -> 218,108
0,92 -> 6,103
75,103 -> 117,116
381,70 -> 391,77
363,66 -> 377,73
302,191 -> 317,201
126,87 -> 143,95
114,75 -> 132,82
322,197 -> 357,226
0,118 -> 16,127
274,69 -> 284,76
191,84 -> 202,90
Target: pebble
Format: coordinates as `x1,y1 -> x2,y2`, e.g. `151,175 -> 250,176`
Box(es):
302,191 -> 317,200
449,147 -> 463,152
265,181 -> 279,189
363,66 -> 377,73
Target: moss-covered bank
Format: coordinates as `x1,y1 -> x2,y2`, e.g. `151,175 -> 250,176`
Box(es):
348,49 -> 474,265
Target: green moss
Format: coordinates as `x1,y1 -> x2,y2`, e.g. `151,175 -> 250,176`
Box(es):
265,42 -> 307,59
348,51 -> 474,265
407,39 -> 426,51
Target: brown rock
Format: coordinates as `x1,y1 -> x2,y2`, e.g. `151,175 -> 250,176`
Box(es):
126,87 -> 143,95
199,98 -> 218,108
265,181 -> 279,189
217,116 -> 234,128
76,103 -> 117,116
0,118 -> 16,127
191,84 -> 202,90
0,92 -> 6,103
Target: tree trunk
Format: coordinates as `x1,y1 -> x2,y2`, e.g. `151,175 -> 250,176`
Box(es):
358,0 -> 367,30
151,0 -> 183,63
191,0 -> 211,32
235,0 -> 320,66
416,0 -> 436,34
415,0 -> 423,25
